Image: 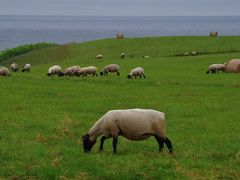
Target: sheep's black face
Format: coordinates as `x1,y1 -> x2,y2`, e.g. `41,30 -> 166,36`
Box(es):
58,72 -> 65,77
127,75 -> 132,79
82,134 -> 96,152
100,72 -> 104,76
46,73 -> 51,76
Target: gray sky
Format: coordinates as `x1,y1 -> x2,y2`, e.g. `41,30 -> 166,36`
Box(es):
0,0 -> 239,16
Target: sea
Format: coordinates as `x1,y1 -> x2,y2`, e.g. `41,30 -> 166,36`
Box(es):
0,15 -> 240,50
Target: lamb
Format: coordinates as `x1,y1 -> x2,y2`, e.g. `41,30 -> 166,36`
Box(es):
127,67 -> 145,79
46,65 -> 64,76
22,64 -> 31,72
100,64 -> 120,76
95,54 -> 103,60
75,66 -> 97,77
63,66 -> 81,76
206,64 -> 226,74
10,63 -> 19,72
82,109 -> 173,154
120,52 -> 126,59
0,67 -> 11,76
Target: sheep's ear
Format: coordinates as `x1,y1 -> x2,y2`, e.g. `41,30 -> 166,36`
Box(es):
82,134 -> 89,141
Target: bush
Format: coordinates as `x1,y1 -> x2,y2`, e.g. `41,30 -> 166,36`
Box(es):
0,42 -> 56,61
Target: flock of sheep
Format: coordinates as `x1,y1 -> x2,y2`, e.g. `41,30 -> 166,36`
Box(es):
0,63 -> 31,76
1,53 -> 240,154
46,64 -> 146,79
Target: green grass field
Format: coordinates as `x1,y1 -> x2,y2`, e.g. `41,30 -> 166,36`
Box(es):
0,36 -> 240,179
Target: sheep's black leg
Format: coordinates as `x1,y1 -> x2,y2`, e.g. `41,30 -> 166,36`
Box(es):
143,74 -> 146,79
112,137 -> 118,153
164,137 -> 173,154
154,135 -> 164,152
140,75 -> 142,79
99,136 -> 108,151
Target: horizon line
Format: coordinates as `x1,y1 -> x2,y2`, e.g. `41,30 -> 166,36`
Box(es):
0,14 -> 240,17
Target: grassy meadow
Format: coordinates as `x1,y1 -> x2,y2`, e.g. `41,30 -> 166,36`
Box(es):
0,36 -> 240,179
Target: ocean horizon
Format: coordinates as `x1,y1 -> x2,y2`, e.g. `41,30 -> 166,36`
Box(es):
0,15 -> 240,50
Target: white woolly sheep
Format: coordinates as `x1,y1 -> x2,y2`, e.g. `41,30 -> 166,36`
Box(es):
10,63 -> 19,72
64,66 -> 81,76
206,64 -> 226,74
95,54 -> 104,60
46,65 -> 64,76
22,64 -> 31,72
82,108 -> 173,154
191,51 -> 197,56
120,52 -> 126,59
100,64 -> 120,76
0,67 -> 11,77
127,67 -> 145,79
75,66 -> 97,77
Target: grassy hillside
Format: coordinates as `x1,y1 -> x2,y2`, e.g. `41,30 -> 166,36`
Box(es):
0,36 -> 240,179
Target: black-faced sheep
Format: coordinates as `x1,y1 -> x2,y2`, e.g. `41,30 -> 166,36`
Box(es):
75,66 -> 97,77
142,55 -> 150,58
82,109 -> 173,154
46,65 -> 64,76
95,54 -> 103,60
64,66 -> 81,76
120,53 -> 126,59
0,67 -> 11,77
22,64 -> 31,72
100,64 -> 120,76
127,67 -> 145,79
206,64 -> 226,74
10,63 -> 19,72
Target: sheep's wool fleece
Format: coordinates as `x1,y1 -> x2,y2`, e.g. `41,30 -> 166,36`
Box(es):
89,109 -> 165,140
224,59 -> 240,73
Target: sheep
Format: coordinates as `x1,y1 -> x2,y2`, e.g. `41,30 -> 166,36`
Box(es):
127,67 -> 145,79
82,108 -> 173,154
206,64 -> 226,74
22,64 -> 31,72
120,52 -> 126,59
95,54 -> 103,60
75,66 -> 97,77
46,65 -> 64,76
100,64 -> 120,76
191,51 -> 197,56
142,55 -> 150,58
10,63 -> 19,72
63,66 -> 81,76
0,67 -> 11,77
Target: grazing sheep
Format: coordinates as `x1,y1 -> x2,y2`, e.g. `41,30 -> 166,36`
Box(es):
95,54 -> 104,60
142,55 -> 150,58
191,51 -> 197,56
22,64 -> 31,72
184,52 -> 189,56
46,65 -> 64,76
100,64 -> 120,76
120,52 -> 126,59
206,64 -> 226,74
127,67 -> 145,79
75,66 -> 97,77
82,109 -> 173,154
64,66 -> 81,76
0,67 -> 11,76
10,63 -> 19,72
224,59 -> 240,73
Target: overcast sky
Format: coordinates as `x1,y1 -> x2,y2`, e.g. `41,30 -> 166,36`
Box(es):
0,0 -> 239,16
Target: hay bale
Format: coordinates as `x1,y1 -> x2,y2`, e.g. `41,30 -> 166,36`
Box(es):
116,33 -> 124,39
210,32 -> 218,37
224,59 -> 240,73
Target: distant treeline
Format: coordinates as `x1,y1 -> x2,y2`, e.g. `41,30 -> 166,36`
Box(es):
0,42 -> 56,61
